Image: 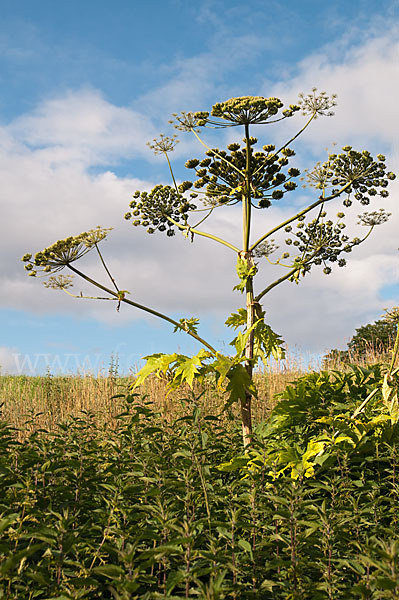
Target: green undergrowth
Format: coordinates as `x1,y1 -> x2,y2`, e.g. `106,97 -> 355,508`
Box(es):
1,364 -> 399,599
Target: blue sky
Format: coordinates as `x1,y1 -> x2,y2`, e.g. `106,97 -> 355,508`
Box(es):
1,0 -> 399,374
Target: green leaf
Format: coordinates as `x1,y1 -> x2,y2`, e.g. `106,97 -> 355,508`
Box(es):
234,257 -> 258,292
0,544 -> 43,575
174,349 -> 211,387
132,352 -> 177,388
225,308 -> 247,329
237,538 -> 252,553
211,353 -> 233,386
382,373 -> 399,424
173,317 -> 200,335
0,513 -> 19,535
92,565 -> 125,578
216,454 -> 251,472
225,364 -> 257,407
166,569 -> 186,595
232,330 -> 247,356
230,318 -> 261,357
253,320 -> 285,361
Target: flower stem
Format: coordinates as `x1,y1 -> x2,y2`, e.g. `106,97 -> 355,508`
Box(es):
66,263 -> 217,354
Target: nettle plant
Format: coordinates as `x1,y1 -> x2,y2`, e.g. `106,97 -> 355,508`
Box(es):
23,91 -> 396,446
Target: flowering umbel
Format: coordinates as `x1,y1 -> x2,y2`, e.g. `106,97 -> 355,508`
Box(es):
22,227 -> 112,276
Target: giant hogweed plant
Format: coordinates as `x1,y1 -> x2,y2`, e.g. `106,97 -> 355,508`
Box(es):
22,91 -> 396,446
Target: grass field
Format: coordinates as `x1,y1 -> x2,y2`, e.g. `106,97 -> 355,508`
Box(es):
0,346 -> 388,436
0,361 -> 305,438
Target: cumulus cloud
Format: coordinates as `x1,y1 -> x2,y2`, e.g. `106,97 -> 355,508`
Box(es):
9,87 -> 157,166
0,88 -> 241,323
267,25 -> 399,150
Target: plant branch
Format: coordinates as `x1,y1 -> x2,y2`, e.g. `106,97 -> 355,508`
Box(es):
190,128 -> 245,178
66,263 -> 217,354
95,244 -> 119,293
249,182 -> 352,252
252,113 -> 316,177
62,289 -> 116,301
164,151 -> 180,196
165,214 -> 240,252
255,266 -> 301,302
192,207 -> 214,229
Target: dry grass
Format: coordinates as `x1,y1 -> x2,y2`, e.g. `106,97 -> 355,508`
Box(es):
1,347 -> 394,439
322,346 -> 395,370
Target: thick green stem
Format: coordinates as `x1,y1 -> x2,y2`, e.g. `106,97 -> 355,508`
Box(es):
243,275 -> 255,448
66,263 -> 217,354
241,123 -> 254,448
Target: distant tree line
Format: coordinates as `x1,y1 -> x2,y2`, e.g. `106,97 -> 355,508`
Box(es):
324,308 -> 399,364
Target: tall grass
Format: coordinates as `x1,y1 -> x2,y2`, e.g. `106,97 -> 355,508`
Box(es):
0,356 -> 306,437
1,345 -> 395,438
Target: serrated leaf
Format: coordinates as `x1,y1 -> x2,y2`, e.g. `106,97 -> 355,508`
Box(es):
234,257 -> 258,293
132,353 -> 177,388
225,364 -> 257,407
225,308 -> 247,329
173,317 -> 200,335
216,454 -> 251,472
253,320 -> 285,361
174,349 -> 210,387
211,353 -> 233,387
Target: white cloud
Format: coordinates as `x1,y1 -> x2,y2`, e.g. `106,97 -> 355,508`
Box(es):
0,89 -> 241,323
9,87 -> 157,166
267,25 -> 399,151
0,346 -> 20,374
